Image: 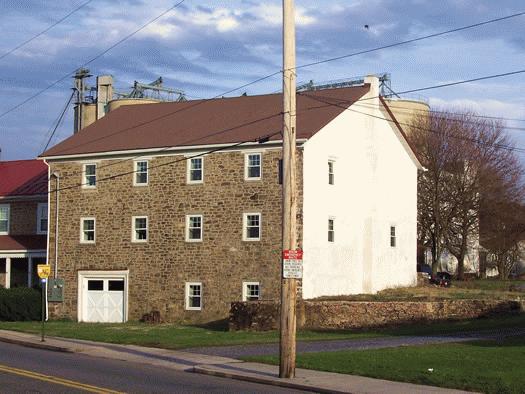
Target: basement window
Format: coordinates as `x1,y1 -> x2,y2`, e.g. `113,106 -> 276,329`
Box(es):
83,163 -> 97,188
243,282 -> 260,301
185,282 -> 202,310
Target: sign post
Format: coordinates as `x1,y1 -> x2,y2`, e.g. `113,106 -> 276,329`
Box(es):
37,265 -> 50,342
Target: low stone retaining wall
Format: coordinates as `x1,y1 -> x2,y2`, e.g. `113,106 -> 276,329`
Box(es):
229,299 -> 525,331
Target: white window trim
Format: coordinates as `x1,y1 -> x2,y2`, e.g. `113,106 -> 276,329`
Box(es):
132,216 -> 148,243
133,160 -> 149,186
187,157 -> 204,184
244,152 -> 262,181
185,282 -> 202,311
80,217 -> 96,244
328,216 -> 335,243
82,163 -> 97,189
390,224 -> 397,248
0,204 -> 10,235
243,212 -> 261,241
185,214 -> 203,242
242,281 -> 261,301
36,202 -> 48,234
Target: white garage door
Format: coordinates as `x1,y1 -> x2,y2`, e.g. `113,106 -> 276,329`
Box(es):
82,277 -> 125,323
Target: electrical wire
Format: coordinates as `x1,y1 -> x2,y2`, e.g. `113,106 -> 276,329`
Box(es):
292,11 -> 525,71
0,0 -> 186,120
46,130 -> 281,194
32,67 -> 525,184
1,8 -> 523,122
298,92 -> 525,155
42,90 -> 76,153
0,0 -> 94,61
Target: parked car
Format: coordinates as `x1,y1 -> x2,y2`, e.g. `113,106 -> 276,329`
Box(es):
417,264 -> 432,279
431,272 -> 452,287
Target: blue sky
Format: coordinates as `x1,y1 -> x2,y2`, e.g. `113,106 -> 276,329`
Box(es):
0,0 -> 524,161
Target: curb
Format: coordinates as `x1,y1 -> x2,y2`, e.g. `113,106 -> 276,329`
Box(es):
0,335 -> 73,353
192,365 -> 349,394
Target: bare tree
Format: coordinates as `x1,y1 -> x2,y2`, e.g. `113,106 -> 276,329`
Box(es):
408,109 -> 524,279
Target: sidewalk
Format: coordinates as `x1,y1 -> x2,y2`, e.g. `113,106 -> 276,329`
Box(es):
0,329 -> 477,394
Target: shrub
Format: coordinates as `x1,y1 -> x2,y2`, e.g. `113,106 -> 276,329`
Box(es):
0,287 -> 42,321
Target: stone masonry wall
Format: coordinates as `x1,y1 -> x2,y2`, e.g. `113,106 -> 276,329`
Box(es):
5,200 -> 46,236
229,299 -> 525,331
47,148 -> 303,323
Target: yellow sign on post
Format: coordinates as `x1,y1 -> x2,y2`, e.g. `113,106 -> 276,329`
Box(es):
37,264 -> 50,279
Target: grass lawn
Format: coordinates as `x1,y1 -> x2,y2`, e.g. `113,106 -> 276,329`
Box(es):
0,314 -> 524,350
314,279 -> 525,302
0,321 -> 381,349
243,335 -> 525,394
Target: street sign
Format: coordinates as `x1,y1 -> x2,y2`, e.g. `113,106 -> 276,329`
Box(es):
37,264 -> 51,279
282,249 -> 303,279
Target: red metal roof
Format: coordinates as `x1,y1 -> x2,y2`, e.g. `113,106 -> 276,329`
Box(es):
0,235 -> 47,251
41,86 -> 371,158
0,160 -> 48,197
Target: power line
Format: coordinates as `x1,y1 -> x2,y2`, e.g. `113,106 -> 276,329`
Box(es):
42,90 -> 76,153
39,68 -> 525,182
46,130 -> 281,194
293,11 -> 525,71
0,0 -> 94,61
352,100 -> 525,124
0,0 -> 186,120
2,8 -> 523,122
299,92 -> 525,155
345,101 -> 525,131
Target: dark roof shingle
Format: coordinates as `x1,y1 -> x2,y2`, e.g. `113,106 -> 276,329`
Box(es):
41,86 -> 370,158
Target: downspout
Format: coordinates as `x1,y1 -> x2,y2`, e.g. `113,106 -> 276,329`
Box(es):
52,172 -> 59,279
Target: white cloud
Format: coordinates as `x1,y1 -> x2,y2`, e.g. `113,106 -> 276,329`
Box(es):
253,4 -> 316,26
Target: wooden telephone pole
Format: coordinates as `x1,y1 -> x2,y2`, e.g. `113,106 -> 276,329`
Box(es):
280,0 -> 297,379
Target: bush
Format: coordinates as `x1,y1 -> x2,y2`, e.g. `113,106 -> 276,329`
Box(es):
0,287 -> 42,321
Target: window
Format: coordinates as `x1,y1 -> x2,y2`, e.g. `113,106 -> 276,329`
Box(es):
83,164 -> 97,188
132,216 -> 148,242
328,160 -> 335,185
185,282 -> 202,310
36,203 -> 48,234
187,157 -> 203,183
134,160 -> 148,186
245,153 -> 262,180
243,213 -> 261,241
243,282 -> 260,301
186,215 -> 203,242
80,218 -> 96,243
390,226 -> 396,247
0,205 -> 9,235
328,218 -> 335,242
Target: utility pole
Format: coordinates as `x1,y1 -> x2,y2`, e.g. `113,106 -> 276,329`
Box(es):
280,0 -> 297,379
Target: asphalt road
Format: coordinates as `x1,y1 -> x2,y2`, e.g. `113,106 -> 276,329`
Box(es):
186,327 -> 525,358
0,342 -> 307,394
